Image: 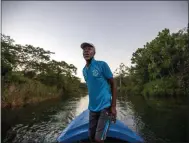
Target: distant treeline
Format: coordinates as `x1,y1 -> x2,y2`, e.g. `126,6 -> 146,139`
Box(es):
114,27 -> 189,98
1,34 -> 87,108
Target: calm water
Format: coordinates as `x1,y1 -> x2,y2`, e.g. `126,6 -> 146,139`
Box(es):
2,94 -> 188,143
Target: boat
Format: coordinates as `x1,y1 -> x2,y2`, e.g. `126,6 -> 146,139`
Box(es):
57,109 -> 144,143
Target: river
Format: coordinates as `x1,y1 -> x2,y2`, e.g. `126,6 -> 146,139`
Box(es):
2,94 -> 188,143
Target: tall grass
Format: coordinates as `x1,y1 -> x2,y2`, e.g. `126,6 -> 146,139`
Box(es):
1,71 -> 87,108
2,77 -> 60,108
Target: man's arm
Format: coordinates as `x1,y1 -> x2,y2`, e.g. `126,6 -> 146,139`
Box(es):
102,61 -> 117,108
102,61 -> 117,110
108,78 -> 117,108
102,61 -> 117,119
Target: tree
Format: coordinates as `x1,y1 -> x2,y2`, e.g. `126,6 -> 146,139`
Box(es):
118,26 -> 189,97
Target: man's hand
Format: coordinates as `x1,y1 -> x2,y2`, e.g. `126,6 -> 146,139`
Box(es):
110,106 -> 117,123
110,106 -> 117,116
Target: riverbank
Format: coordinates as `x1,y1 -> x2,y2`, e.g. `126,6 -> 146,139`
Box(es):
1,95 -> 60,109
1,78 -> 87,109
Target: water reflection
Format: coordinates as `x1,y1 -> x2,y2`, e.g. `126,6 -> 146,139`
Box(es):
3,94 -> 187,143
75,95 -> 89,116
3,95 -> 144,143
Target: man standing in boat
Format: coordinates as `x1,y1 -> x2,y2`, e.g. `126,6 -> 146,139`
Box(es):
81,42 -> 117,143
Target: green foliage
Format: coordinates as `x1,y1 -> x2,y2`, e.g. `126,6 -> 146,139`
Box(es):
142,77 -> 182,97
1,34 -> 87,108
115,26 -> 189,97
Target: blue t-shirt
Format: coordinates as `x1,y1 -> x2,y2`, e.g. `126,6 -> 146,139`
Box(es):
82,58 -> 113,112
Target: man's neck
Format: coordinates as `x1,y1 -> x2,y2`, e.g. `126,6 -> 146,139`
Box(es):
86,58 -> 93,67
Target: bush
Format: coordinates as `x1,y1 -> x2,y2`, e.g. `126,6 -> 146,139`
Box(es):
142,77 -> 182,97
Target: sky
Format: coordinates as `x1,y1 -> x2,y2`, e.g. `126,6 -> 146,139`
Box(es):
2,1 -> 188,82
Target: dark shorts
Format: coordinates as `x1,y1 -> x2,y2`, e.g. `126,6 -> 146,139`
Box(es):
89,107 -> 111,141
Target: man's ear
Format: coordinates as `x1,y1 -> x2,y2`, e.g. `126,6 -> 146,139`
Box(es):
93,49 -> 96,56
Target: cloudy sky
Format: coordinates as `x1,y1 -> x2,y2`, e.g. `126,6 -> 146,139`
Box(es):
2,1 -> 188,81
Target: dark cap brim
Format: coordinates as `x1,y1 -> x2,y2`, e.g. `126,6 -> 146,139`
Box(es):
80,42 -> 95,49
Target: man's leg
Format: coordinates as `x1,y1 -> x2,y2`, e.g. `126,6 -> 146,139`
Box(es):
95,108 -> 111,143
89,111 -> 100,143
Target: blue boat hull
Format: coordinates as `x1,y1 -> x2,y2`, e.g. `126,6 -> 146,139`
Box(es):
57,109 -> 144,143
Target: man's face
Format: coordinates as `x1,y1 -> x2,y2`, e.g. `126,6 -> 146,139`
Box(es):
82,46 -> 95,60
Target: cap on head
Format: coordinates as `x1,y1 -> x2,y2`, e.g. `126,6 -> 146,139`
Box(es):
81,42 -> 96,56
80,42 -> 95,49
